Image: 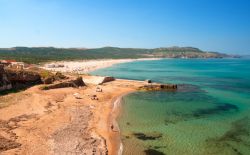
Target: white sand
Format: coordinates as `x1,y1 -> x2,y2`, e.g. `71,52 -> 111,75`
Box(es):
41,58 -> 161,74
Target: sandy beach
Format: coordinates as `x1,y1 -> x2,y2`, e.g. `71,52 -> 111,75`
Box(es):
41,58 -> 161,74
0,75 -> 146,155
0,58 -> 175,155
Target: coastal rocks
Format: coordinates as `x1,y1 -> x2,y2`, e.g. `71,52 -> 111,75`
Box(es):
144,149 -> 165,155
5,68 -> 41,84
42,77 -> 54,84
138,84 -> 177,91
0,65 -> 12,91
98,76 -> 115,85
133,132 -> 163,140
83,76 -> 115,85
41,77 -> 85,90
145,79 -> 152,83
41,71 -> 67,84
0,66 -> 69,92
3,68 -> 42,91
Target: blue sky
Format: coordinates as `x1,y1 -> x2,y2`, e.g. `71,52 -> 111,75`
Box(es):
0,0 -> 249,54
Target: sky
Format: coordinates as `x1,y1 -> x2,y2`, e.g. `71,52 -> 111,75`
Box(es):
0,0 -> 249,54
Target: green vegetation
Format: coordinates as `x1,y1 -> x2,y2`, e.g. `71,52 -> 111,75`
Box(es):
0,46 -> 228,64
39,70 -> 53,79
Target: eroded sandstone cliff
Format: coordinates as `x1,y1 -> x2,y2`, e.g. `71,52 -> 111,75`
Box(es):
0,65 -> 12,91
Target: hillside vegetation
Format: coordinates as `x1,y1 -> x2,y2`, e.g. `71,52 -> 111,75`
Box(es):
0,46 -> 228,64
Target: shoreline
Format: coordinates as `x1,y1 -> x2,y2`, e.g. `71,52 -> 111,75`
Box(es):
0,58 -> 177,155
0,73 -> 177,154
41,58 -> 162,74
108,91 -> 135,155
0,77 -> 145,154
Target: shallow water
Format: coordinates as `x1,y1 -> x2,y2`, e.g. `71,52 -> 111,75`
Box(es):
91,58 -> 250,155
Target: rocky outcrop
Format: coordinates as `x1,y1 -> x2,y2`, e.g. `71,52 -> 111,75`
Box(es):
0,65 -> 12,91
138,84 -> 177,91
0,66 -> 72,92
98,76 -> 115,85
41,77 -> 85,90
41,71 -> 67,84
5,68 -> 41,84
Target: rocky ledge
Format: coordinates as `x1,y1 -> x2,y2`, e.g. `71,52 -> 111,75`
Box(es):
0,65 -> 12,91
138,84 -> 177,91
0,66 -> 68,92
41,77 -> 85,90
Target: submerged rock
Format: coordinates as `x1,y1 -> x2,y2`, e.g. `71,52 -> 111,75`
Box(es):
193,103 -> 238,117
205,117 -> 250,155
138,84 -> 177,91
144,149 -> 165,155
133,132 -> 162,140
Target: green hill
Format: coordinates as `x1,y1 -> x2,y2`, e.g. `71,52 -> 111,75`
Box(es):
0,46 -> 228,64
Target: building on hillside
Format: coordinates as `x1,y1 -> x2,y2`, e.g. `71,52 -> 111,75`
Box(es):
0,60 -> 26,69
0,60 -> 16,66
10,62 -> 25,70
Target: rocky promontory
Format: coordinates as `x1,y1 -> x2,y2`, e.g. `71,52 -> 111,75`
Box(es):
0,65 -> 12,91
0,67 -> 68,92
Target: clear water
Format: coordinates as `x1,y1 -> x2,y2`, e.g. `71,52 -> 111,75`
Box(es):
91,59 -> 250,155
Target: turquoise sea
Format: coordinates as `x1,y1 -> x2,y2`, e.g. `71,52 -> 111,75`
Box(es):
91,59 -> 250,155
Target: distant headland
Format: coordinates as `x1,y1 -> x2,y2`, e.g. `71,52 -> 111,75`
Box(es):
0,46 -> 234,64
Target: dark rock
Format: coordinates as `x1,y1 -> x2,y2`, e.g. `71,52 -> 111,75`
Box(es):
193,103 -> 238,117
41,77 -> 85,90
0,65 -> 12,91
138,84 -> 177,91
40,71 -> 67,84
205,117 -> 250,155
43,77 -> 54,84
144,149 -> 165,155
5,68 -> 41,84
55,72 -> 66,79
99,76 -> 115,84
0,136 -> 21,152
133,132 -> 162,140
145,79 -> 152,83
